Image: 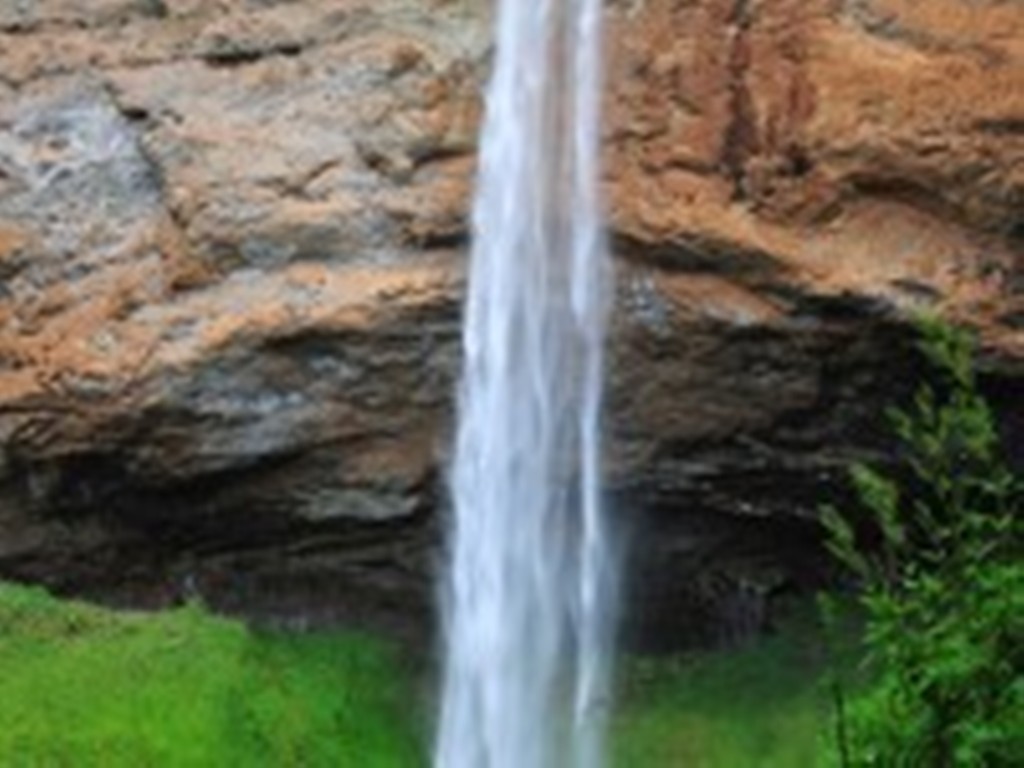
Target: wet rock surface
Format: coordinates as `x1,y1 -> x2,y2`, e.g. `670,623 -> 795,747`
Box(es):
0,0 -> 1021,648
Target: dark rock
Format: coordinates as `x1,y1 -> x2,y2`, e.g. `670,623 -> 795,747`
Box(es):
0,0 -> 1021,650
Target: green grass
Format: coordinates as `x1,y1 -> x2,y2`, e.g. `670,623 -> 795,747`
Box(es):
0,582 -> 422,767
0,582 -> 860,767
612,608 -> 861,768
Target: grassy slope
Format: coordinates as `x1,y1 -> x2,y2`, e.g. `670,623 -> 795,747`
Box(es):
0,582 -> 855,767
0,583 -> 422,767
612,609 -> 857,768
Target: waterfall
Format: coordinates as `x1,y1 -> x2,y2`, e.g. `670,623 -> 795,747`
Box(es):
435,1 -> 616,767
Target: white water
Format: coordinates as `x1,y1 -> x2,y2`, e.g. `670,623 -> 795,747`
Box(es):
435,2 -> 615,768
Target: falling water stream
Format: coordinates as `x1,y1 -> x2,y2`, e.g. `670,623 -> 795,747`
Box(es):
435,2 -> 615,768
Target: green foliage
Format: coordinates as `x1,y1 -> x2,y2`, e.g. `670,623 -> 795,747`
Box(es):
821,318 -> 1024,767
0,583 -> 423,767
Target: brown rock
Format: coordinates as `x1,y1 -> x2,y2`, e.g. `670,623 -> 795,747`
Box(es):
0,0 -> 1020,646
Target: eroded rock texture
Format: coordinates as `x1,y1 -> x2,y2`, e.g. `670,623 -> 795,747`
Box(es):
1,0 -> 1021,647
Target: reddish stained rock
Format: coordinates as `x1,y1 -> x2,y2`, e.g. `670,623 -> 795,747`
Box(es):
607,0 -> 1021,329
0,0 -> 1020,645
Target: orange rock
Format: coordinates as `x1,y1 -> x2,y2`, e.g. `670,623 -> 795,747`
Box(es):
0,0 -> 1019,641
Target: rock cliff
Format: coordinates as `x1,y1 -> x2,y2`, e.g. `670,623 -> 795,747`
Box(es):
1,0 -> 1021,646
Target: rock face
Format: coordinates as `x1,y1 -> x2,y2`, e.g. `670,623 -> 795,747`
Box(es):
0,0 -> 1021,647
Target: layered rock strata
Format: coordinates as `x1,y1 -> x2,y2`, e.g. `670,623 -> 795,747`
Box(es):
0,0 -> 1020,645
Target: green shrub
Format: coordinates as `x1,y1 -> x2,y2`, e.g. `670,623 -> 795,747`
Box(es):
821,318 -> 1023,766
